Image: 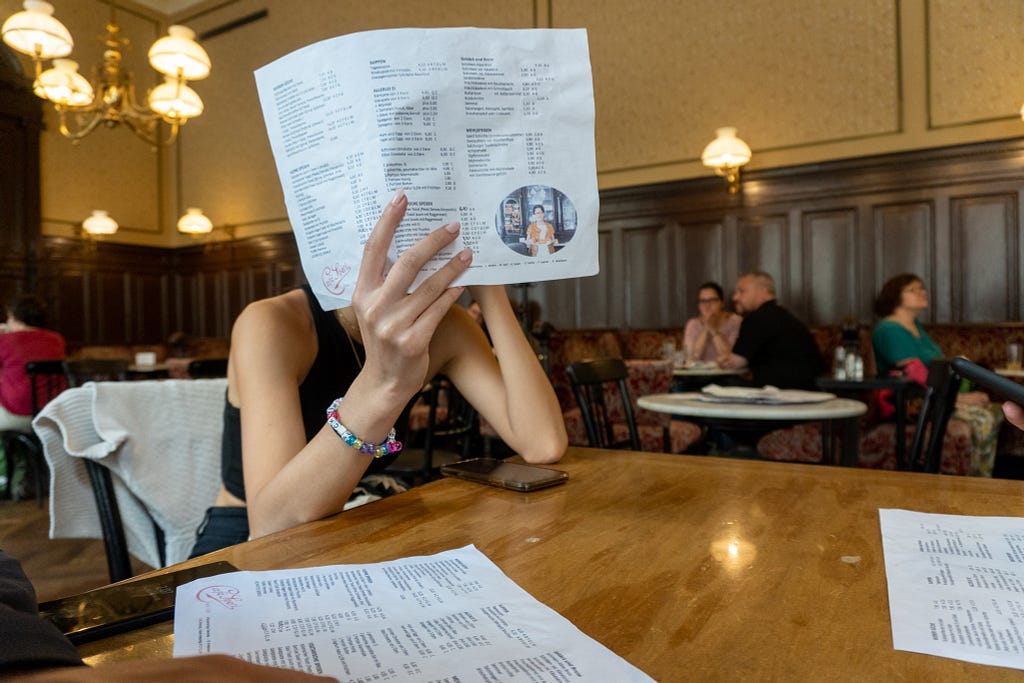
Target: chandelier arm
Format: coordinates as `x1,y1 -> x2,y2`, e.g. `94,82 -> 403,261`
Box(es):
120,113 -> 164,148
55,107 -> 106,140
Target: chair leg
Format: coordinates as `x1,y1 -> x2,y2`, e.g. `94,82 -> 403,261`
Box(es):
84,460 -> 134,583
14,433 -> 48,508
0,433 -> 12,500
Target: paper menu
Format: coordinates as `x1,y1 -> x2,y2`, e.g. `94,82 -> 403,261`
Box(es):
879,508 -> 1024,670
173,545 -> 653,681
254,28 -> 599,311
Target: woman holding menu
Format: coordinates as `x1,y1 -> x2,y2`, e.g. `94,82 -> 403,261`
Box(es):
190,190 -> 567,557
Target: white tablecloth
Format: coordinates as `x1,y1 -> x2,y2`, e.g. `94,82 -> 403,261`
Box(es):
33,379 -> 226,569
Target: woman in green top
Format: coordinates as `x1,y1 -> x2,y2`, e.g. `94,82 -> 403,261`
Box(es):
871,274 -> 942,378
871,273 -> 999,475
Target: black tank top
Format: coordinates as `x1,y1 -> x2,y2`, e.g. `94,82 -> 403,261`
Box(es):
221,285 -> 407,500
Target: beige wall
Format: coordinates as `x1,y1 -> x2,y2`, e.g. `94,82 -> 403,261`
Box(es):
5,0 -> 1024,247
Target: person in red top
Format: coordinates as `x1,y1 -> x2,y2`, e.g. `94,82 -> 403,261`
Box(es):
0,296 -> 65,431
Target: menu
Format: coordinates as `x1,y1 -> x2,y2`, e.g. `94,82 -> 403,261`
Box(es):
879,508 -> 1024,670
173,545 -> 654,681
254,28 -> 599,310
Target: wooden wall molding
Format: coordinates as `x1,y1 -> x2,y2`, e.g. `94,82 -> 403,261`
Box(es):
17,136 -> 1024,347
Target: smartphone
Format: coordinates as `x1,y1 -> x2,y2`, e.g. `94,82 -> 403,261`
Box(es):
38,560 -> 238,645
950,357 -> 1024,405
441,457 -> 568,492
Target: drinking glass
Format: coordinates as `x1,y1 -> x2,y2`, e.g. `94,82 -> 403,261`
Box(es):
1008,343 -> 1022,370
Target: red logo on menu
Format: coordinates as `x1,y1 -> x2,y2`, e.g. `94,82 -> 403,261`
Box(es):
322,262 -> 352,295
197,585 -> 242,610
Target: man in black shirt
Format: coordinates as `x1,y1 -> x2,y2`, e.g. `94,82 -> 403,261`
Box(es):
718,272 -> 822,390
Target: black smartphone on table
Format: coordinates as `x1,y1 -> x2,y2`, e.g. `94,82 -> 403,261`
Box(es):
38,560 -> 238,645
441,457 -> 568,492
950,357 -> 1024,405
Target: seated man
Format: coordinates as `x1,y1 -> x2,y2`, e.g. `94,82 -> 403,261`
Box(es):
717,271 -> 822,390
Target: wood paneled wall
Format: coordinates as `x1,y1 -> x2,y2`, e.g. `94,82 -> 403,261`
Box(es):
16,137 -> 1024,347
35,236 -> 301,347
535,137 -> 1024,329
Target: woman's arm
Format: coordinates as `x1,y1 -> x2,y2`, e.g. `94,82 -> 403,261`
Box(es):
239,191 -> 473,538
706,315 -> 735,357
684,318 -> 708,360
434,286 -> 567,464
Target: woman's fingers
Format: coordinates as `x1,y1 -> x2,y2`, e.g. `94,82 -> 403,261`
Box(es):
379,221 -> 464,298
357,188 -> 408,291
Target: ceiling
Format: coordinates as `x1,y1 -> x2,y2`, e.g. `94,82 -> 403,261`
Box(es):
131,0 -> 208,16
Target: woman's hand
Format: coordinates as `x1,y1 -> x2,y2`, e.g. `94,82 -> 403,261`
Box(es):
1004,401 -> 1024,431
351,189 -> 472,404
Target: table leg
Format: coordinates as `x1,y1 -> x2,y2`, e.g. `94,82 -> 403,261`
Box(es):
895,388 -> 907,470
821,419 -> 834,465
841,417 -> 859,467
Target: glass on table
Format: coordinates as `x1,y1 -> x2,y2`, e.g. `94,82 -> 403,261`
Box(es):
1008,343 -> 1022,371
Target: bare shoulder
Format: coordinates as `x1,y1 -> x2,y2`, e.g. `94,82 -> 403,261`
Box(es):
231,289 -> 317,383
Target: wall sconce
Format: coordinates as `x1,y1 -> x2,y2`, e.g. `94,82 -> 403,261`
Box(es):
177,207 -> 213,235
81,209 -> 118,236
701,127 -> 752,194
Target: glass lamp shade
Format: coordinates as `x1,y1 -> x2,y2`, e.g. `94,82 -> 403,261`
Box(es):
82,210 -> 118,235
148,78 -> 204,121
148,25 -> 210,80
1,0 -> 72,59
701,127 -> 752,169
177,208 -> 213,235
34,58 -> 93,106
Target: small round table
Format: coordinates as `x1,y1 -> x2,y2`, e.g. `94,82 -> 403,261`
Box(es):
638,392 -> 867,466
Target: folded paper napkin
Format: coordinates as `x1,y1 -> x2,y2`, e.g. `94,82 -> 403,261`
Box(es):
682,361 -> 719,370
34,378 -> 227,569
699,384 -> 835,404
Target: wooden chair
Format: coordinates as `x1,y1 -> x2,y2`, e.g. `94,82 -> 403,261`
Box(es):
567,358 -> 641,450
62,357 -> 146,583
0,359 -> 67,506
910,359 -> 961,473
63,358 -> 129,387
388,376 -> 477,481
187,357 -> 228,378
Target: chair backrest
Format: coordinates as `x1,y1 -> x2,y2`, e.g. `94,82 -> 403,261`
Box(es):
909,359 -> 959,473
24,359 -> 68,415
188,357 -> 229,378
63,358 -> 129,387
567,357 -> 641,450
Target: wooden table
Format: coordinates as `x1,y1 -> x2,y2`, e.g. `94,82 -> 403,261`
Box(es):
638,392 -> 867,465
126,363 -> 170,380
817,375 -> 917,469
77,447 -> 1023,681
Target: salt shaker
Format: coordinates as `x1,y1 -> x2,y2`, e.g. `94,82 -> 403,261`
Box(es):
833,346 -> 847,379
844,349 -> 860,380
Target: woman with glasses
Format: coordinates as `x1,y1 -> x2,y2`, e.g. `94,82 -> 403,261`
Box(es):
682,282 -> 741,362
872,273 -> 999,475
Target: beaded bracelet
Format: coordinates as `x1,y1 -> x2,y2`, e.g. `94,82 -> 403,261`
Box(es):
325,397 -> 403,458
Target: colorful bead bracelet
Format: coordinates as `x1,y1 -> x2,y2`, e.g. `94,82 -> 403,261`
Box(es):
325,397 -> 403,458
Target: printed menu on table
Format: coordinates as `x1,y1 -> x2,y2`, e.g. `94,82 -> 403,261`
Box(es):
255,28 -> 599,311
173,545 -> 653,681
879,508 -> 1024,670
